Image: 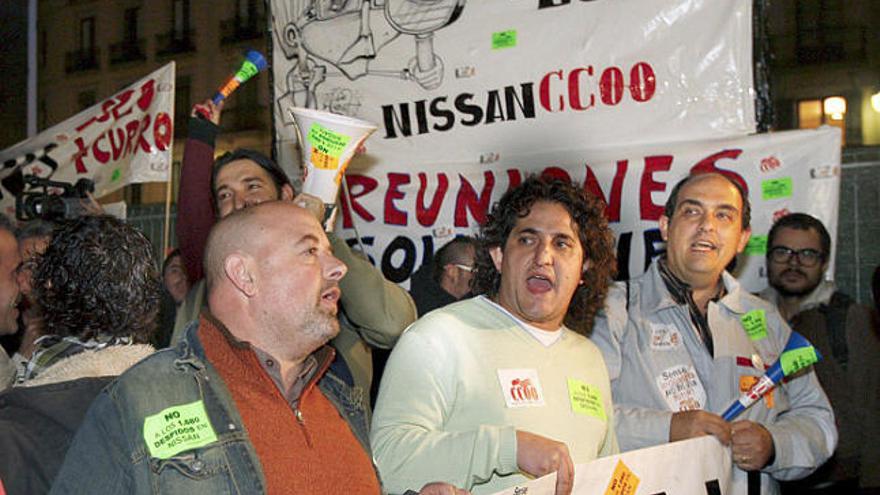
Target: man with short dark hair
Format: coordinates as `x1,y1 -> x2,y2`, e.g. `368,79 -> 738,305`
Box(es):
173,100 -> 416,401
592,173 -> 836,494
760,212 -> 880,492
409,236 -> 478,315
372,176 -> 619,495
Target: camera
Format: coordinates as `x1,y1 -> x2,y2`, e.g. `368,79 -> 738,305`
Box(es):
15,176 -> 96,221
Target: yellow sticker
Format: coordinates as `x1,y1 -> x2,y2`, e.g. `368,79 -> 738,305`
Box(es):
603,460 -> 640,495
740,309 -> 768,340
143,400 -> 218,459
780,346 -> 818,376
567,378 -> 606,421
310,147 -> 340,170
307,123 -> 351,159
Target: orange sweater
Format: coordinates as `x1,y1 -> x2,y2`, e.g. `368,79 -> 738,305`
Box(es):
199,315 -> 380,494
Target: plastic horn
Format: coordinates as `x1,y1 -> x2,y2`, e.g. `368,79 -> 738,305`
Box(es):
287,107 -> 377,229
212,50 -> 268,105
721,331 -> 822,421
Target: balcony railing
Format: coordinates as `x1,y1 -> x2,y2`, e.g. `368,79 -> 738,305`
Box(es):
770,27 -> 868,67
156,29 -> 196,56
109,38 -> 147,65
65,48 -> 100,73
220,14 -> 266,44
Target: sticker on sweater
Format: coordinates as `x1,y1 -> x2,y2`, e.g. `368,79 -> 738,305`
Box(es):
650,323 -> 682,350
567,378 -> 606,421
655,364 -> 706,411
740,375 -> 774,409
143,400 -> 218,459
603,460 -> 640,495
497,369 -> 545,408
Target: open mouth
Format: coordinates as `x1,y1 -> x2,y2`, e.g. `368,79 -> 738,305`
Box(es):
691,239 -> 717,252
526,274 -> 553,293
321,287 -> 341,305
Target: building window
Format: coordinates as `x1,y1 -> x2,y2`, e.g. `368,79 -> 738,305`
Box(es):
172,0 -> 190,40
798,96 -> 846,144
174,76 -> 191,138
80,17 -> 95,53
238,0 -> 258,26
125,7 -> 140,44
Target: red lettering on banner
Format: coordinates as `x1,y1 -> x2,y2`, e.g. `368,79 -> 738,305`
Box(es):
599,67 -> 624,106
416,172 -> 449,227
541,166 -> 571,182
111,89 -> 135,120
385,173 -> 410,225
124,118 -> 142,157
568,67 -> 595,110
92,133 -> 110,163
108,128 -> 126,160
690,149 -> 748,195
455,172 -> 495,227
153,112 -> 173,151
640,155 -> 673,220
630,62 -> 656,102
506,169 -> 523,190
585,160 -> 628,222
340,174 -> 378,228
73,137 -> 89,173
539,70 -> 565,112
136,79 -> 156,111
75,100 -> 115,133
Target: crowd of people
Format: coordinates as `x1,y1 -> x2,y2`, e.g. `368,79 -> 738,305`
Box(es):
0,98 -> 877,495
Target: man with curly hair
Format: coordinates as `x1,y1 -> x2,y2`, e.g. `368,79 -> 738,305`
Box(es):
0,215 -> 160,493
371,176 -> 619,495
591,173 -> 835,494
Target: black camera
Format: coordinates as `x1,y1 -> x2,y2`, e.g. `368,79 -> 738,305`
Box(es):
15,176 -> 96,221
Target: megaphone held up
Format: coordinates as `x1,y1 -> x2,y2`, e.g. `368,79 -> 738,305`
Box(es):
288,107 -> 377,207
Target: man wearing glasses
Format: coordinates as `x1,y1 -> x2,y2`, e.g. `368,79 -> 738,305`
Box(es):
760,213 -> 879,493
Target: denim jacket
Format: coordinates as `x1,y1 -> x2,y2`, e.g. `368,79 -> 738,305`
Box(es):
50,321 -> 371,494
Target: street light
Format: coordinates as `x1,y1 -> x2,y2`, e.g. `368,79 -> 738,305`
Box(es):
823,96 -> 846,120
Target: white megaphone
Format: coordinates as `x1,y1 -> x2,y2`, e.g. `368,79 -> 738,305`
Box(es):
288,107 -> 377,228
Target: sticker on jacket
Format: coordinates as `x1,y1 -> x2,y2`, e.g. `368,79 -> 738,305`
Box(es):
655,364 -> 707,411
649,323 -> 682,350
143,400 -> 219,459
497,369 -> 545,408
740,309 -> 768,340
567,378 -> 606,421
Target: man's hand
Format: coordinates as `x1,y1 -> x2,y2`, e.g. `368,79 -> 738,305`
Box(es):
292,193 -> 325,222
416,482 -> 470,495
516,430 -> 574,495
731,420 -> 774,471
191,99 -> 224,125
669,410 -> 732,445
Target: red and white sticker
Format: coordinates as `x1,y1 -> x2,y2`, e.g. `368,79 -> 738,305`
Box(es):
655,364 -> 707,411
497,369 -> 545,408
650,323 -> 682,350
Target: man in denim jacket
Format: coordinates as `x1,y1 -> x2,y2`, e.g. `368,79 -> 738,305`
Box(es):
51,203 -> 463,495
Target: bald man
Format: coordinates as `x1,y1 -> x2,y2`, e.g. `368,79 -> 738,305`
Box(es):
51,202 -> 465,495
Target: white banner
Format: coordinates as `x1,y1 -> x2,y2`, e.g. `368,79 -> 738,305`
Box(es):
0,63 -> 175,218
492,436 -> 734,495
270,0 -> 755,172
334,127 -> 841,292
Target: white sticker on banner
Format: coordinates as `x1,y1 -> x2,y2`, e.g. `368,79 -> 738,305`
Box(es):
655,364 -> 706,412
497,369 -> 545,408
650,324 -> 682,350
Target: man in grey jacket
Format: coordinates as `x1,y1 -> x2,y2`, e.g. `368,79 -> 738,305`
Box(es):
591,172 -> 836,494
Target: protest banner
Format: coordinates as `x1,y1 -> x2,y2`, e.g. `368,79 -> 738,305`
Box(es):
269,0 -> 756,174
491,436 -> 733,495
0,63 -> 175,218
335,127 -> 841,292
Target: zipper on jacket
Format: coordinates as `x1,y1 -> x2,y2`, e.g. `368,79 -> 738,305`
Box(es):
294,407 -> 314,448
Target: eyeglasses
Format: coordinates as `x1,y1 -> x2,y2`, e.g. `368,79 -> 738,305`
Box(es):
768,246 -> 824,267
453,264 -> 474,273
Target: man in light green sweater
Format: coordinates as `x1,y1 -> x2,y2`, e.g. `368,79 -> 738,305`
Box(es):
371,177 -> 619,495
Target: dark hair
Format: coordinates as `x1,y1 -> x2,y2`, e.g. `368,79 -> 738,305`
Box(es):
15,219 -> 55,241
211,149 -> 292,206
34,215 -> 161,343
767,213 -> 831,258
472,176 -> 616,335
432,236 -> 478,283
664,172 -> 751,229
0,214 -> 15,234
162,248 -> 182,275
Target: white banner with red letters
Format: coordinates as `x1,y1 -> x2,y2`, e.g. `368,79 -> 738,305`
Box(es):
492,436 -> 737,495
335,127 -> 841,292
269,0 -> 756,172
0,63 -> 175,218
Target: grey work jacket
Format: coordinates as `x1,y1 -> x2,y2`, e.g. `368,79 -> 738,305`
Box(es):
591,262 -> 837,495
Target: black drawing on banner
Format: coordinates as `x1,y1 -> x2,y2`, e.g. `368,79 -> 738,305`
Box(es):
274,0 -> 465,123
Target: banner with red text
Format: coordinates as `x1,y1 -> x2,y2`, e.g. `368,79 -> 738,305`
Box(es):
336,127 -> 841,292
270,0 -> 755,175
492,436 -> 736,495
0,63 -> 175,218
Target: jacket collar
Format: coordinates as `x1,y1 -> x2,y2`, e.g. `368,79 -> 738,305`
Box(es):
641,260 -> 749,315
